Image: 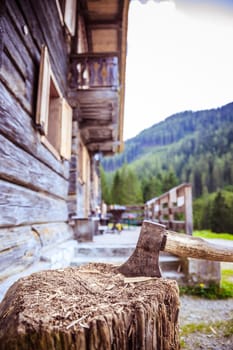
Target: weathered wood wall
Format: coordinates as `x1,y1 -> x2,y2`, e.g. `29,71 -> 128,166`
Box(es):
68,122 -> 92,219
0,0 -> 72,283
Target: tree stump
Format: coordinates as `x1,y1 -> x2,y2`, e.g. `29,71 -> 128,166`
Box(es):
0,263 -> 180,350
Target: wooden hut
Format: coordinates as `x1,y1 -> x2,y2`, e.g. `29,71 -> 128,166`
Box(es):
0,0 -> 129,294
0,4 -> 182,348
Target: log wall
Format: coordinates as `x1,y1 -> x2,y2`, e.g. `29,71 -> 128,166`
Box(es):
0,0 -> 72,284
68,122 -> 92,219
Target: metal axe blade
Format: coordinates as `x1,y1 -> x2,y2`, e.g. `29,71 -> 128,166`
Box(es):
118,220 -> 233,278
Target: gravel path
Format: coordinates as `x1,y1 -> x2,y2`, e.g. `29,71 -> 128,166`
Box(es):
179,296 -> 233,349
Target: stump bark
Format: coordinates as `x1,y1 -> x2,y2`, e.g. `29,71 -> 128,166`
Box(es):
0,263 -> 180,350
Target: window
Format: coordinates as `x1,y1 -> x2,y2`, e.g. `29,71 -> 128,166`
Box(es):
56,0 -> 77,36
36,45 -> 72,160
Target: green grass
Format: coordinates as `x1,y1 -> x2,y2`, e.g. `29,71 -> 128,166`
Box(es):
193,230 -> 233,240
180,318 -> 233,349
179,268 -> 233,299
181,322 -> 214,336
222,269 -> 233,278
188,231 -> 233,298
180,318 -> 233,338
180,262 -> 233,348
179,282 -> 233,299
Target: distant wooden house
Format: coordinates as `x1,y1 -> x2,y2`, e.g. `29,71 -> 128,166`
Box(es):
0,0 -> 129,286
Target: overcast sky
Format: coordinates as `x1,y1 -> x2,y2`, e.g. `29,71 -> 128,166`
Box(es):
123,0 -> 233,140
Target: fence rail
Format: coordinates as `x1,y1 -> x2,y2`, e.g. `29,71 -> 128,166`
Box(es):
144,183 -> 193,235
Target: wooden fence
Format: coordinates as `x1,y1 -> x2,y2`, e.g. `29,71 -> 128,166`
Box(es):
144,183 -> 193,235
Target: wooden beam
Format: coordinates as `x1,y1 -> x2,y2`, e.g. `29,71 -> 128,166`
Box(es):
86,140 -> 120,152
79,123 -> 116,130
79,110 -> 113,117
77,89 -> 118,102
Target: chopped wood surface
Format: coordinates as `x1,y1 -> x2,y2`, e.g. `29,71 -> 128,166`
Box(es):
0,263 -> 180,350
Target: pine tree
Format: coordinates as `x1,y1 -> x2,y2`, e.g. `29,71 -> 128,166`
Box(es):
142,176 -> 162,202
111,170 -> 124,204
125,168 -> 143,204
161,169 -> 179,193
100,166 -> 111,204
111,165 -> 143,205
210,191 -> 229,233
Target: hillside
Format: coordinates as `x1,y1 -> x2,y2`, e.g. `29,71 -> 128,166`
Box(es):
102,102 -> 233,198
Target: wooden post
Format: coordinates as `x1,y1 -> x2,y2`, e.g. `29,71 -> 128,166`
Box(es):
168,188 -> 176,230
151,202 -> 155,221
144,203 -> 148,219
184,184 -> 193,235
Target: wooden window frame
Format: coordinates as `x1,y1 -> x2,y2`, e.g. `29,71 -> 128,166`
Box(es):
77,15 -> 88,53
55,0 -> 65,26
78,139 -> 90,185
78,141 -> 85,185
55,0 -> 77,36
60,98 -> 72,160
36,45 -> 72,160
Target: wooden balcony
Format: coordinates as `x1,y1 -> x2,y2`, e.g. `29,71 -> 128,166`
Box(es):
70,54 -> 119,90
68,53 -> 121,155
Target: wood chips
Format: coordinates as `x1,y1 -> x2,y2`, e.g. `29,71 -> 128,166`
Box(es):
0,263 -> 180,350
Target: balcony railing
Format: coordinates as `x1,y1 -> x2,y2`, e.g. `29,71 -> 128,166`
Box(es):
70,54 -> 119,90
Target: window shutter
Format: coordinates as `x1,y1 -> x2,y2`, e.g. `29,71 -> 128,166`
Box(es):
48,96 -> 63,152
60,98 -> 72,160
36,46 -> 51,135
64,0 -> 77,36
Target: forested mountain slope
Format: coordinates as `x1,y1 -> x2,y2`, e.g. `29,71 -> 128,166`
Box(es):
102,102 -> 233,198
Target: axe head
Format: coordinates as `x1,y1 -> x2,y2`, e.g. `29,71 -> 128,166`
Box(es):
117,221 -> 167,278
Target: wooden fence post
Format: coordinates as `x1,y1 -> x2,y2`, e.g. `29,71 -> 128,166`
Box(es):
184,184 -> 193,235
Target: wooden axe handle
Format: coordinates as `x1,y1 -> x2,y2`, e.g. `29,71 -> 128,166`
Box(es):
118,221 -> 233,278
164,230 -> 233,262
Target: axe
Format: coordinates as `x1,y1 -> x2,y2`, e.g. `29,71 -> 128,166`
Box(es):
118,220 -> 233,277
